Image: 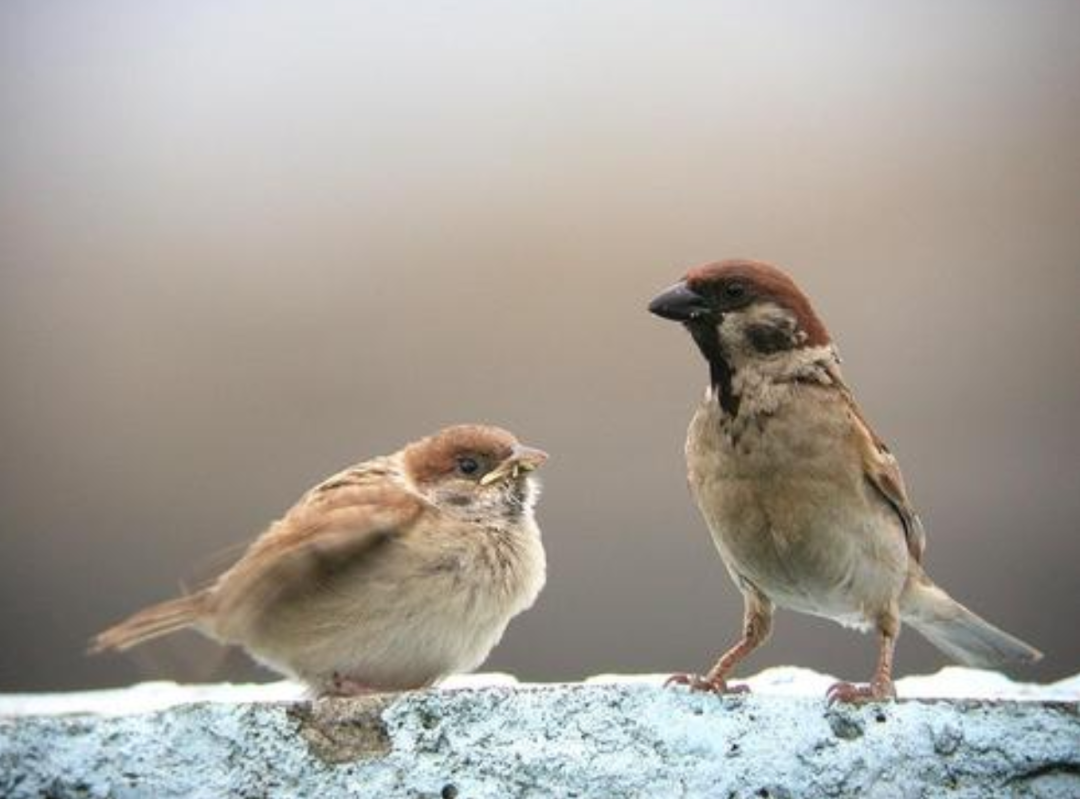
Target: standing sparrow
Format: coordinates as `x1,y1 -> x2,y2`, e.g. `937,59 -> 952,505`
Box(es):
91,424 -> 548,695
648,259 -> 1041,703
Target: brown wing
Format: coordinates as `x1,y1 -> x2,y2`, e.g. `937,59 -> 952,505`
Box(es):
863,441 -> 927,564
208,462 -> 428,620
826,362 -> 927,564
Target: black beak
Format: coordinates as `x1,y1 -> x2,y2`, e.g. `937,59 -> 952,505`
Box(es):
648,281 -> 712,322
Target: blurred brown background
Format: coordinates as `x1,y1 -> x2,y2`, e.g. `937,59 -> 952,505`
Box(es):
2,1 -> 1078,691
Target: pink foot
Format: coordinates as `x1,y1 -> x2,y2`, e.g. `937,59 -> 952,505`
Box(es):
324,671 -> 380,697
665,672 -> 751,695
826,680 -> 896,705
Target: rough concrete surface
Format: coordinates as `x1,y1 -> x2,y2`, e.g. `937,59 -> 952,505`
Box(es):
1,668 -> 1078,799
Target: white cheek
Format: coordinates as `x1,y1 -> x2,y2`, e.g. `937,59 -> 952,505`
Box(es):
716,316 -> 745,352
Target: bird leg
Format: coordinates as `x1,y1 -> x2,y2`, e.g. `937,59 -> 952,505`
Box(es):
668,591 -> 773,695
827,620 -> 899,704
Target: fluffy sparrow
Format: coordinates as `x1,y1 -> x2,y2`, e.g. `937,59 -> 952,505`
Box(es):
91,424 -> 548,695
648,259 -> 1041,703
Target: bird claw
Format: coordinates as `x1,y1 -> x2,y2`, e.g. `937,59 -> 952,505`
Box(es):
665,673 -> 750,695
826,680 -> 896,705
324,671 -> 379,697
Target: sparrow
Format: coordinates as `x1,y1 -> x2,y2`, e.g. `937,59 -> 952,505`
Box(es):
91,424 -> 548,695
648,259 -> 1041,703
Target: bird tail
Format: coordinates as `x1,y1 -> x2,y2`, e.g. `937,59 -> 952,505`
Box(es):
89,593 -> 207,654
902,579 -> 1042,669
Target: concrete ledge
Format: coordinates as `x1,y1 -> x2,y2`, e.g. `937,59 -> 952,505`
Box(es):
2,669 -> 1078,798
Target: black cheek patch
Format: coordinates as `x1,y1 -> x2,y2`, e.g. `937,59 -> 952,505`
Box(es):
746,322 -> 795,354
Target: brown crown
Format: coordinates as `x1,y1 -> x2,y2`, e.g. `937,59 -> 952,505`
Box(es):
685,258 -> 831,347
403,424 -> 519,484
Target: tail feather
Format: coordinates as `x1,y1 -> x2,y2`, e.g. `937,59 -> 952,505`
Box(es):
902,580 -> 1042,669
89,593 -> 206,654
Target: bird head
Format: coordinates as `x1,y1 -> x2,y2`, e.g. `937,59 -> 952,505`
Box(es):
649,258 -> 831,364
649,260 -> 833,413
403,424 -> 548,518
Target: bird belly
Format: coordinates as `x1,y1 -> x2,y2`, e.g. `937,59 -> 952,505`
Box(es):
241,527 -> 546,690
687,396 -> 908,627
713,492 -> 904,628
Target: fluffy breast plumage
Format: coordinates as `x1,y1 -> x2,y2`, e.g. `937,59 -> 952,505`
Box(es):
686,383 -> 908,622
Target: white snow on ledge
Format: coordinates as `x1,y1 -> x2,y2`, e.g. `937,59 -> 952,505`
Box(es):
588,666 -> 1080,701
0,666 -> 1076,718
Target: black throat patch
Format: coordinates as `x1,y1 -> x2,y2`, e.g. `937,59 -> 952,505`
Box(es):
688,322 -> 740,417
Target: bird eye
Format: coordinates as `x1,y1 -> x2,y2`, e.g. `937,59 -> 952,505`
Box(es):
456,456 -> 480,476
723,281 -> 747,300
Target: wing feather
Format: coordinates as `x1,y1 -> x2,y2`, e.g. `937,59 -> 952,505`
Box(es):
208,463 -> 428,621
824,361 -> 927,563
